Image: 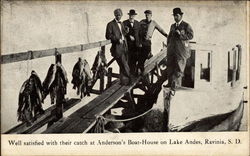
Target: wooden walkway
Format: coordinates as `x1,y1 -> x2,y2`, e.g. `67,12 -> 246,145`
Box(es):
43,47 -> 167,133
5,98 -> 81,134
3,38 -> 167,134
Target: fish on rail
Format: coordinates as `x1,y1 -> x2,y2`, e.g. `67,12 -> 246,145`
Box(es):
91,50 -> 108,81
42,62 -> 68,104
72,58 -> 93,98
17,71 -> 45,126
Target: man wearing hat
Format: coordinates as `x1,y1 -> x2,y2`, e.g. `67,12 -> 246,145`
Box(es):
165,7 -> 194,89
105,8 -> 131,85
138,10 -> 168,74
123,9 -> 140,76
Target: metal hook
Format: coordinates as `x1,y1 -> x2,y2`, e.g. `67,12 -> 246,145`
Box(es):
80,44 -> 83,51
55,48 -> 59,56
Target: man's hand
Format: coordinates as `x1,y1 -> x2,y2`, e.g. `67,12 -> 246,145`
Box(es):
125,26 -> 129,33
139,44 -> 142,47
176,29 -> 181,35
130,35 -> 135,41
119,39 -> 123,44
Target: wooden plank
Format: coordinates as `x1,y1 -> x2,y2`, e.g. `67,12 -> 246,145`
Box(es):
4,105 -> 56,134
5,98 -> 81,134
42,80 -> 121,133
1,40 -> 111,64
60,79 -> 139,133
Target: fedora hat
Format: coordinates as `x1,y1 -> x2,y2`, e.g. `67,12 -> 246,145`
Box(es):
128,9 -> 137,15
173,8 -> 183,15
144,10 -> 152,14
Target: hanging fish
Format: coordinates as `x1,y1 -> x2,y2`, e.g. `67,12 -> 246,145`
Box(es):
91,50 -> 107,81
17,71 -> 45,126
72,58 -> 93,98
42,63 -> 68,104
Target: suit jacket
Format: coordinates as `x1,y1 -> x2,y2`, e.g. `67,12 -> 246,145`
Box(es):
123,19 -> 140,48
105,19 -> 128,58
167,20 -> 194,59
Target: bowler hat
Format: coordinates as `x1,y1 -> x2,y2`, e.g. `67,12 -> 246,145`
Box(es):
128,9 -> 137,15
144,10 -> 152,14
173,8 -> 183,15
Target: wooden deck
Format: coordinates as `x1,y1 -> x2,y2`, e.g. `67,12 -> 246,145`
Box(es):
42,47 -> 167,133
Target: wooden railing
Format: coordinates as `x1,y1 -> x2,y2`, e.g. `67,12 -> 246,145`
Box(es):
1,40 -> 111,64
4,39 -> 112,134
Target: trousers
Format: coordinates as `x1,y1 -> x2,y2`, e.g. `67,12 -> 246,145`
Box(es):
127,44 -> 139,75
138,45 -> 152,74
115,52 -> 130,85
166,53 -> 187,87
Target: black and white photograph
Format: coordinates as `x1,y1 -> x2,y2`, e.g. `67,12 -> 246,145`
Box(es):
1,0 -> 249,155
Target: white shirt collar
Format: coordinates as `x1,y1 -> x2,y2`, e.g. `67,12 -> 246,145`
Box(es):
129,19 -> 134,23
176,20 -> 183,26
115,19 -> 121,23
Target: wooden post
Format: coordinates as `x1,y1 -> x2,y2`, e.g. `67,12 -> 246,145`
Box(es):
55,50 -> 63,119
151,71 -> 154,84
162,87 -> 172,132
125,90 -> 136,110
227,51 -> 231,82
106,68 -> 112,89
48,50 -> 63,128
99,46 -> 105,93
231,48 -> 237,87
100,73 -> 105,93
207,52 -> 211,81
236,45 -> 242,80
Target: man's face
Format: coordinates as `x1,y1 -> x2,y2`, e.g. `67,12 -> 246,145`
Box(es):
145,13 -> 152,21
115,12 -> 122,21
174,14 -> 182,23
129,15 -> 135,20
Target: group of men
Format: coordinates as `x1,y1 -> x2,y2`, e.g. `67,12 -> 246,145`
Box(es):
105,7 -> 193,90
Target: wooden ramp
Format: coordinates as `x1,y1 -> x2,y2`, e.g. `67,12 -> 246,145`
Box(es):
42,47 -> 167,133
4,98 -> 81,134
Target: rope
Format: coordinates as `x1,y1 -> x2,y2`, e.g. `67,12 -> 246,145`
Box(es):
99,107 -> 153,123
92,116 -> 106,133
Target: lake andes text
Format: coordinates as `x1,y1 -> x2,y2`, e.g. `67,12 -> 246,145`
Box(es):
127,138 -> 241,145
8,138 -> 242,146
127,139 -> 204,145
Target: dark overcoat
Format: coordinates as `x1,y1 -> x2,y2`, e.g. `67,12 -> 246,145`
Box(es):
167,21 -> 194,59
105,19 -> 128,58
122,19 -> 140,48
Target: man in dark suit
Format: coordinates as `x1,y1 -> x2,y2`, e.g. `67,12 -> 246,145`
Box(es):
123,9 -> 140,76
105,8 -> 131,85
165,8 -> 194,89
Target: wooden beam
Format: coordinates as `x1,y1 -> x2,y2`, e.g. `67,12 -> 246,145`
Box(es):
111,73 -> 120,78
107,58 -> 115,67
90,89 -> 101,95
4,98 -> 81,134
1,40 -> 111,64
106,68 -> 112,88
